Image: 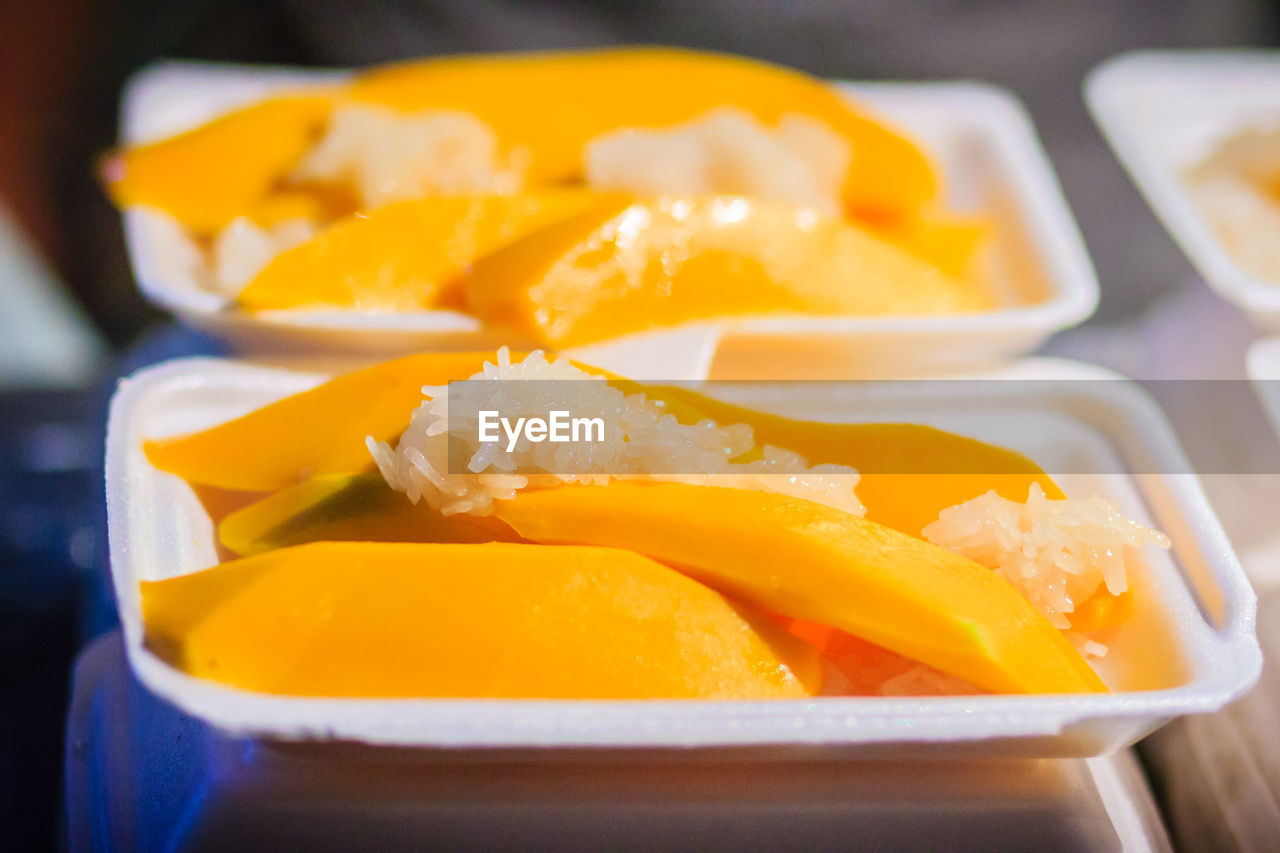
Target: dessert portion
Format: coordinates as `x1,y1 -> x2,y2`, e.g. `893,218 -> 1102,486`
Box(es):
138,351 -> 1169,699
1186,121 -> 1280,282
104,49 -> 994,344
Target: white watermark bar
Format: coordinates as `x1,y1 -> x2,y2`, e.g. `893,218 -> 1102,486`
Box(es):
443,379 -> 1280,475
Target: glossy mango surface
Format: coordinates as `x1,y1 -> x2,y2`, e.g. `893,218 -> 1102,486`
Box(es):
103,93 -> 337,233
142,541 -> 822,698
144,351 -> 508,492
493,482 -> 1107,694
238,191 -> 612,311
464,195 -> 990,347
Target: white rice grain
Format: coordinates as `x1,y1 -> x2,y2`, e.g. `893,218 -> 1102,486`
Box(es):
923,483 -> 1170,629
1186,121 -> 1280,283
369,347 -> 864,517
292,105 -> 526,208
585,108 -> 850,217
207,216 -> 316,295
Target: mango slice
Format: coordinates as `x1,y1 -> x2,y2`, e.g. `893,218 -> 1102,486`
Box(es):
141,541 -> 821,699
106,49 -> 936,231
628,388 -> 1064,536
237,191 -> 613,311
590,392 -> 1130,633
492,483 -> 1106,694
143,351 -> 508,492
350,47 -> 938,217
218,473 -> 519,556
102,92 -> 336,233
463,195 -> 992,348
245,188 -> 347,227
865,210 -> 990,279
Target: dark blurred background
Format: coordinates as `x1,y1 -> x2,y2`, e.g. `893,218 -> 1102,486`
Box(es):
1,1 -> 1278,848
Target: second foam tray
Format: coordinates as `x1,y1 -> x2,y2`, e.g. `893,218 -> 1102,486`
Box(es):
117,61 -> 1098,379
105,355 -> 1257,758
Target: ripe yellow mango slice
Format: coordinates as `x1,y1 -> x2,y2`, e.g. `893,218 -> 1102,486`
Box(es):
143,351 -> 510,492
463,195 -> 991,348
629,388 -> 1063,536
350,47 -> 937,216
102,92 -> 336,234
218,473 -> 519,556
600,390 -> 1129,635
245,188 -> 348,226
865,210 -> 990,279
105,50 -> 937,233
141,541 -> 821,699
237,191 -> 613,311
492,483 -> 1106,694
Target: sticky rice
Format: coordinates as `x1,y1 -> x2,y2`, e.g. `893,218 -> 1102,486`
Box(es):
1186,122 -> 1280,283
207,216 -> 316,295
368,348 -> 865,517
923,483 -> 1170,629
292,105 -> 527,207
586,108 -> 851,216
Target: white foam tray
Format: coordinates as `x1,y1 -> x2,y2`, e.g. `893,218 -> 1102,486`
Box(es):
1087,50 -> 1280,328
116,60 -> 1098,379
104,355 -> 1258,756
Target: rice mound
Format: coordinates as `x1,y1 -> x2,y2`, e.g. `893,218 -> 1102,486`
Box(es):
207,216 -> 316,295
585,108 -> 851,216
293,105 -> 527,208
923,483 -> 1170,629
1187,122 -> 1280,283
1188,169 -> 1280,283
369,348 -> 864,517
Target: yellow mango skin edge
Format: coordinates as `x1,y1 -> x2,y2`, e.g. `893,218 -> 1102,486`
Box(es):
492,483 -> 1107,695
141,541 -> 821,699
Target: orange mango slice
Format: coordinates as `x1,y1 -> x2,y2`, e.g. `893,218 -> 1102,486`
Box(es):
218,473 -> 518,556
245,188 -> 346,226
350,47 -> 938,217
102,92 -> 336,234
237,191 -> 612,311
106,49 -> 937,231
141,541 -> 821,699
492,483 -> 1106,695
630,388 -> 1064,537
463,195 -> 991,348
865,210 -> 990,279
143,351 -> 509,492
606,391 -> 1130,634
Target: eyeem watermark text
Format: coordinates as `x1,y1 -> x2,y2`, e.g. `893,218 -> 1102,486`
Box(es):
478,410 -> 606,452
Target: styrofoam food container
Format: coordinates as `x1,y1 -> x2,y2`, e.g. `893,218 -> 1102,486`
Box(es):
1086,50 -> 1280,327
63,632 -> 1174,851
117,61 -> 1098,378
104,355 -> 1258,757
